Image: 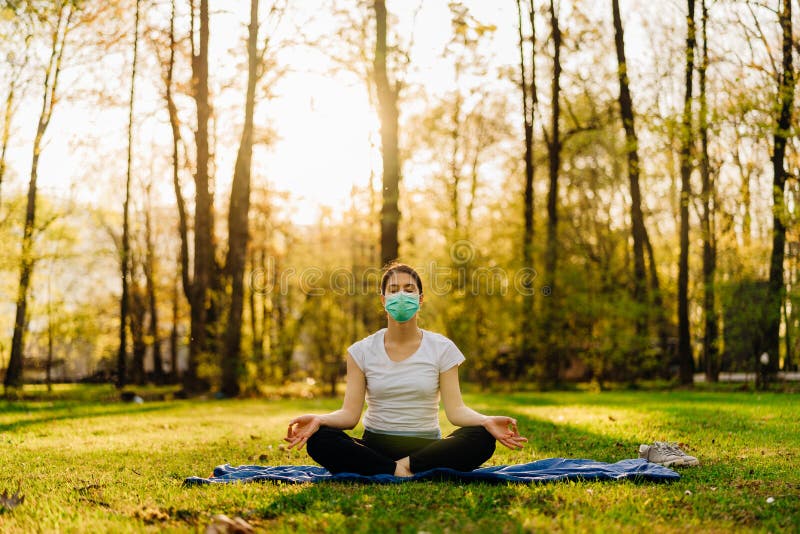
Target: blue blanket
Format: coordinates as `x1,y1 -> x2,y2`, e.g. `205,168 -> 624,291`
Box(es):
183,458 -> 679,486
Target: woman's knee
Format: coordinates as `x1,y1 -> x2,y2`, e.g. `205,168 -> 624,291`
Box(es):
454,426 -> 496,458
306,426 -> 342,458
475,426 -> 497,457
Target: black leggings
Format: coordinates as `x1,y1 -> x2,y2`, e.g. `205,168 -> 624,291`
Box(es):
306,425 -> 496,476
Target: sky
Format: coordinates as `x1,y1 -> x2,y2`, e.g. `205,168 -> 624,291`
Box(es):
0,0 -> 684,230
3,0 -> 530,226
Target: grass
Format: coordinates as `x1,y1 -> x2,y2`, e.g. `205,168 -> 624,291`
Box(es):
0,385 -> 798,533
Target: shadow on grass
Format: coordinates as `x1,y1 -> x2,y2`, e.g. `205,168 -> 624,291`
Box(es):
515,390 -> 794,409
0,403 -> 173,433
248,479 -> 528,530
500,402 -> 794,459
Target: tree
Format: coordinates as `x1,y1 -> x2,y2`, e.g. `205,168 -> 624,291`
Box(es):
162,0 -> 187,383
128,248 -> 147,385
5,1 -> 75,391
373,0 -> 400,268
117,0 -> 141,389
611,0 -> 651,341
699,0 -> 718,382
167,271 -> 181,382
678,0 -> 696,385
543,0 -> 562,385
171,0 -> 215,393
764,0 -> 795,384
221,0 -> 260,397
516,0 -> 537,379
143,181 -> 165,384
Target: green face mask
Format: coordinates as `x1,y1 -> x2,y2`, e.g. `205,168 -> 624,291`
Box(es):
384,292 -> 420,323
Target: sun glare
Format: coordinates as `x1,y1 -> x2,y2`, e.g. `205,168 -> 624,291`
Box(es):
260,70 -> 380,226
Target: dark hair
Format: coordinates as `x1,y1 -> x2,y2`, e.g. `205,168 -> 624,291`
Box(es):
380,262 -> 423,295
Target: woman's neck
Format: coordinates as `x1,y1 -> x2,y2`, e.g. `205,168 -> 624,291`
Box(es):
385,319 -> 421,342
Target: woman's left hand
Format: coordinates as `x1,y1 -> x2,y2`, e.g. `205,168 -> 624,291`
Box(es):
483,416 -> 528,450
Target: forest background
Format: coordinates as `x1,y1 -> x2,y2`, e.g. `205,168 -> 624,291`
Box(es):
0,0 -> 798,397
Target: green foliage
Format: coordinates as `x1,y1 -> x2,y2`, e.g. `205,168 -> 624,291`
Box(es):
0,386 -> 798,532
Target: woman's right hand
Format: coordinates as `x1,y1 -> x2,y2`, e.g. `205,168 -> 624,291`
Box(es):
285,414 -> 324,450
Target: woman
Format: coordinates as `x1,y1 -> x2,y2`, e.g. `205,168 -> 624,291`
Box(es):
285,262 -> 528,477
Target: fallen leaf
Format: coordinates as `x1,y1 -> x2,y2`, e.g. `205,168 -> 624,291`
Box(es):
205,514 -> 254,534
0,486 -> 24,512
135,505 -> 169,524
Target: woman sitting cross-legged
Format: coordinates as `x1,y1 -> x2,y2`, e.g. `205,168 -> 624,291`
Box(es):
284,262 -> 528,477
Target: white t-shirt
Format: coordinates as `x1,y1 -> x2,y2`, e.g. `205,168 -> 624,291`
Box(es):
347,328 -> 466,439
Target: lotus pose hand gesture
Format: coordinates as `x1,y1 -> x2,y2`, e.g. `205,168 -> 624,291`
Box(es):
482,416 -> 528,450
285,414 -> 323,451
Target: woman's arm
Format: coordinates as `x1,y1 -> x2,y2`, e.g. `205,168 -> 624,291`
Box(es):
285,354 -> 365,450
318,354 -> 366,429
440,365 -> 528,450
440,365 -> 488,427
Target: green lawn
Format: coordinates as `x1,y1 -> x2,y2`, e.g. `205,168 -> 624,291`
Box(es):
0,385 -> 798,533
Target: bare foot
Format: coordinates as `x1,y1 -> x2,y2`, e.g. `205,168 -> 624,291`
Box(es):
394,456 -> 413,477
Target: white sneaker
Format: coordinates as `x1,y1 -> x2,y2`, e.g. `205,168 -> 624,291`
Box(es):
638,441 -> 699,467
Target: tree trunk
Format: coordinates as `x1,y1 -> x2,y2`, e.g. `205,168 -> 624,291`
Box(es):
733,143 -> 752,247
46,278 -> 54,392
165,0 -> 188,385
166,0 -> 191,303
118,0 -> 141,389
248,250 -> 263,378
276,281 -> 290,381
373,0 -> 400,267
221,0 -> 259,398
543,0 -> 562,386
170,273 -> 180,382
678,0 -> 696,385
765,0 -> 794,382
144,183 -> 164,384
5,4 -> 73,391
783,296 -> 791,372
261,249 -> 272,380
700,0 -> 719,383
516,0 -> 536,379
130,274 -> 147,385
448,88 -> 462,238
644,227 -> 670,373
611,0 -> 648,337
184,0 -> 214,393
